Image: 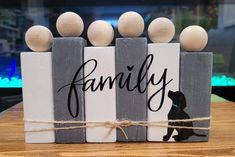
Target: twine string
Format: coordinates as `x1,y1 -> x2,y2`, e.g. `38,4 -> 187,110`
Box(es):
24,116 -> 211,140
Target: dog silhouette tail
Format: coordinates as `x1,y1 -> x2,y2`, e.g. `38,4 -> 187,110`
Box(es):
193,132 -> 206,137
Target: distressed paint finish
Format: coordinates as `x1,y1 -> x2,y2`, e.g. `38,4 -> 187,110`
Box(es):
52,37 -> 86,143
180,52 -> 212,141
115,38 -> 147,141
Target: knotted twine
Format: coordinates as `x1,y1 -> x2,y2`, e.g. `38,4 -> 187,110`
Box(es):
24,116 -> 211,140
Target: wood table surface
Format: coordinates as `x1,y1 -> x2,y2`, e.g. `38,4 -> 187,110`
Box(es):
0,102 -> 235,157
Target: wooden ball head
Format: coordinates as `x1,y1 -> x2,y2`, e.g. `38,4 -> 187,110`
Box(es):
118,11 -> 144,37
25,25 -> 53,52
180,25 -> 208,52
148,17 -> 175,43
56,12 -> 84,37
87,20 -> 114,46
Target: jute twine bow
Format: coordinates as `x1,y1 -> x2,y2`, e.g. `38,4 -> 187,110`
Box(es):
24,116 -> 211,140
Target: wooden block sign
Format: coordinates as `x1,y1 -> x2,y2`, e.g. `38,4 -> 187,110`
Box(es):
21,12 -> 212,144
84,47 -> 116,142
21,52 -> 55,143
52,37 -> 86,143
179,52 -> 212,142
115,38 -> 147,142
147,43 -> 180,141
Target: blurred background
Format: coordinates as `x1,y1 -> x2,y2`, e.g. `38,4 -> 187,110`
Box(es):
0,0 -> 234,112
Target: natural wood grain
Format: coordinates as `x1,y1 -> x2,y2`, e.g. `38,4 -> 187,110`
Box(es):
0,101 -> 235,156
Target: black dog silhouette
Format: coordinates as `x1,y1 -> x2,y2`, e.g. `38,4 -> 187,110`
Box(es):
163,90 -> 206,142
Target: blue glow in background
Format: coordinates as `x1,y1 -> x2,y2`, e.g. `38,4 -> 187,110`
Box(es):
1,76 -> 235,88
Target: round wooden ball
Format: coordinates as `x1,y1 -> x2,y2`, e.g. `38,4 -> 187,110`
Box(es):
180,25 -> 208,52
56,12 -> 84,37
148,17 -> 175,43
25,25 -> 53,52
118,11 -> 144,37
87,20 -> 114,46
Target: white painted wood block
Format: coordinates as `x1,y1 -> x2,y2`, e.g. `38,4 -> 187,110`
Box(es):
84,47 -> 116,142
21,52 -> 55,143
147,43 -> 180,141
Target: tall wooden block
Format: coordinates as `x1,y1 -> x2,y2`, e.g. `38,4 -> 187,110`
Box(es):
180,52 -> 212,141
52,37 -> 86,143
21,52 -> 55,143
115,38 -> 147,141
84,47 -> 116,142
147,43 -> 180,141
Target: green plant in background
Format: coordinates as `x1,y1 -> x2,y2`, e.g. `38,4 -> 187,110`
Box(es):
208,0 -> 218,29
175,0 -> 218,33
0,10 -> 7,23
213,53 -> 224,65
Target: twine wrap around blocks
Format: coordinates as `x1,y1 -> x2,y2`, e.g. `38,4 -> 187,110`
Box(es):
24,117 -> 211,140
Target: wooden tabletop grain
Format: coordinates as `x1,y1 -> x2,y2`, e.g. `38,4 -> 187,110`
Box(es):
0,102 -> 235,157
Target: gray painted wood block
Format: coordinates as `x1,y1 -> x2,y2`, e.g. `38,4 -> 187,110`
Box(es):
180,52 -> 212,142
115,38 -> 147,142
52,37 -> 86,143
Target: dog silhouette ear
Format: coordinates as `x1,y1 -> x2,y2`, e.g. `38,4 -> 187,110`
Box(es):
179,92 -> 187,109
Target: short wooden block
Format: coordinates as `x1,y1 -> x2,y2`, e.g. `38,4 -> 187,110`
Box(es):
147,43 -> 180,141
52,37 -> 86,143
115,38 -> 147,141
84,47 -> 116,142
179,52 -> 212,142
21,52 -> 55,143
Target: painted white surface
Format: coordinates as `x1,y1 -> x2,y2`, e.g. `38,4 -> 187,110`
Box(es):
21,52 -> 55,143
84,47 -> 116,142
147,43 -> 180,141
